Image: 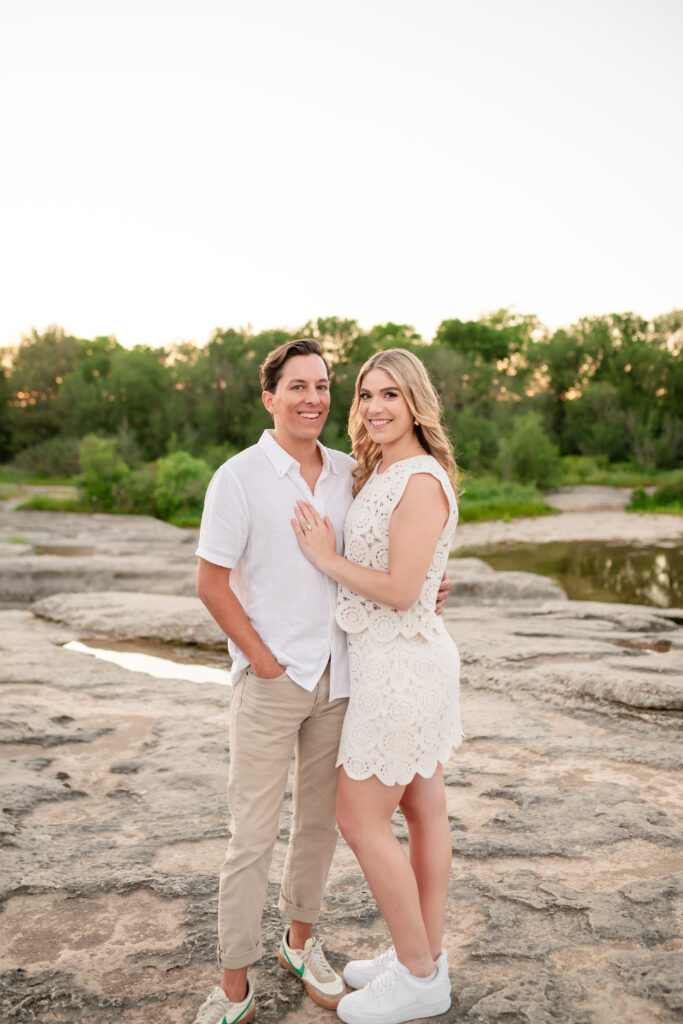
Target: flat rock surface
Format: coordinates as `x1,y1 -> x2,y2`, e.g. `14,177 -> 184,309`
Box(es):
2,499 -> 682,1023
452,509 -> 683,551
0,510 -> 198,601
2,585 -> 682,1023
544,486 -> 633,512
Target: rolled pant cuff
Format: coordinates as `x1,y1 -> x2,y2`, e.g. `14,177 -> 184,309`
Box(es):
279,894 -> 320,923
216,940 -> 263,970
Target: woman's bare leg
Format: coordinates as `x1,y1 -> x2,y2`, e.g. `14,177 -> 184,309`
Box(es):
336,768 -> 434,977
398,766 -> 451,960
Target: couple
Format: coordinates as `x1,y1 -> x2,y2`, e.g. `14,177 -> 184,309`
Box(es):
193,339 -> 462,1024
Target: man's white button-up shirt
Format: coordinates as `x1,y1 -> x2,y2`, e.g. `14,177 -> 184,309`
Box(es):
196,430 -> 355,700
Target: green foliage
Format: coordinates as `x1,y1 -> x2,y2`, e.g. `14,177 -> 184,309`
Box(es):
434,319 -> 518,363
628,479 -> 683,515
562,382 -> 631,462
153,451 -> 212,523
2,307 -> 682,502
16,494 -> 84,512
497,413 -> 562,489
78,435 -> 131,510
457,477 -> 556,523
120,463 -> 159,515
560,459 -> 683,488
452,409 -> 499,472
11,435 -> 81,477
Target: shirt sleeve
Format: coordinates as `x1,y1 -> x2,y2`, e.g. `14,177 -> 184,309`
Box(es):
195,465 -> 249,568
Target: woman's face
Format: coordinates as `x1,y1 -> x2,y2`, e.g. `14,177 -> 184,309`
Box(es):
358,368 -> 415,446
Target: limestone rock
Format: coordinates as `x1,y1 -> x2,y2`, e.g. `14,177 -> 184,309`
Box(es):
449,556 -> 567,604
0,510 -> 197,601
32,591 -> 225,646
2,501 -> 683,1023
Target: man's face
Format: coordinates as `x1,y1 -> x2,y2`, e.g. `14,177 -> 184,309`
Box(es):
262,353 -> 330,444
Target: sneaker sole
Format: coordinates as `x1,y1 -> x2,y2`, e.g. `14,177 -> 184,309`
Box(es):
236,1001 -> 256,1024
278,950 -> 344,1009
337,994 -> 451,1024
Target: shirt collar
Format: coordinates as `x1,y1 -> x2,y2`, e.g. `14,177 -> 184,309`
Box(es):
258,430 -> 338,479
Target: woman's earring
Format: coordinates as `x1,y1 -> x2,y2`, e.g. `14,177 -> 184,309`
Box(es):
414,420 -> 419,427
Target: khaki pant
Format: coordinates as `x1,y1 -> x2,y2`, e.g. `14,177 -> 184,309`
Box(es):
217,664 -> 348,969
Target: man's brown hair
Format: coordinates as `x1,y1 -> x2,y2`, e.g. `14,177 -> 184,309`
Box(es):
259,338 -> 330,393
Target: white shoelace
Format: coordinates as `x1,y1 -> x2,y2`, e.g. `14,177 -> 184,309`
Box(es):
371,946 -> 397,973
302,939 -> 336,981
369,962 -> 407,996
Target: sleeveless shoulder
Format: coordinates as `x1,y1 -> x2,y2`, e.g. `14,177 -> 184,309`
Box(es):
336,455 -> 458,642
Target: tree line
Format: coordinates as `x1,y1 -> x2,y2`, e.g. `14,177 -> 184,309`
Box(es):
1,310 -> 682,493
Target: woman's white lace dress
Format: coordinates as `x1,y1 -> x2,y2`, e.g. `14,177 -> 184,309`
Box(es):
335,455 -> 462,786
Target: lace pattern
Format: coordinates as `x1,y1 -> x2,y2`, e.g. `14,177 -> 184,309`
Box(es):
336,456 -> 458,641
335,456 -> 462,785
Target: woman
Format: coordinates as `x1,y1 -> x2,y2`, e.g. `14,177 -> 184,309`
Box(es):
291,348 -> 462,1024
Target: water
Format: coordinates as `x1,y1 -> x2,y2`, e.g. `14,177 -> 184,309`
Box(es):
454,540 -> 683,608
63,640 -> 231,684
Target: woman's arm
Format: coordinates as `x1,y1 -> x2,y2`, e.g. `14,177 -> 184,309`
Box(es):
292,473 -> 449,611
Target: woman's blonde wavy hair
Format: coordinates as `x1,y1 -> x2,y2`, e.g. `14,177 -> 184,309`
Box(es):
349,348 -> 458,497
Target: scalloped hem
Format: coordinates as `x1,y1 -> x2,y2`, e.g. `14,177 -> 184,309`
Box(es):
337,730 -> 464,787
336,620 -> 445,643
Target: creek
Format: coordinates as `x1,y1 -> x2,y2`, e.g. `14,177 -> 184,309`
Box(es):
454,539 -> 683,608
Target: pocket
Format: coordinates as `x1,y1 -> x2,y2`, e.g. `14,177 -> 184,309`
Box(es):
247,667 -> 289,683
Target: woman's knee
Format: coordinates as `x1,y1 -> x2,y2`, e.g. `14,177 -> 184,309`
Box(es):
400,783 -> 446,825
336,798 -> 363,849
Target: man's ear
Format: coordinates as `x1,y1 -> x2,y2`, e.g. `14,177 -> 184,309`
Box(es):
262,390 -> 274,415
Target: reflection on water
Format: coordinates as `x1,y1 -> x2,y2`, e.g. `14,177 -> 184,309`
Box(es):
63,640 -> 231,684
455,541 -> 683,608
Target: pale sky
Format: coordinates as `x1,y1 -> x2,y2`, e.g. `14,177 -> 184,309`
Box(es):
1,0 -> 681,350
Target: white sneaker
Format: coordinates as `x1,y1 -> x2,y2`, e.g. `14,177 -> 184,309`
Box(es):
278,928 -> 345,1008
192,981 -> 255,1024
343,946 -> 397,989
336,956 -> 451,1024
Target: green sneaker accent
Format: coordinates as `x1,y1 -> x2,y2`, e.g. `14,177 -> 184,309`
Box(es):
282,942 -> 306,978
222,996 -> 253,1024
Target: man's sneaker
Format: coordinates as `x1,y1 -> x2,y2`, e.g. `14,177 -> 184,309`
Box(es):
278,928 -> 345,1009
192,981 -> 255,1024
343,946 -> 397,989
336,955 -> 451,1024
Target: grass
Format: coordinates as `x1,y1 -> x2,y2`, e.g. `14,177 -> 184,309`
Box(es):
0,467 -> 77,486
16,495 -> 85,513
457,477 -> 557,523
559,456 -> 683,489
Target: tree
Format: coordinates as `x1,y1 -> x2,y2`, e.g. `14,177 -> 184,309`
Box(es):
562,382 -> 631,462
7,326 -> 84,451
434,318 -> 518,364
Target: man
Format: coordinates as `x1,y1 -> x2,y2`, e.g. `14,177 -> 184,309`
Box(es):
193,338 -> 449,1024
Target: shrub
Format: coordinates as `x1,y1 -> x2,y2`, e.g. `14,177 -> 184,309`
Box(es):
120,463 -> 158,515
12,436 -> 81,477
153,451 -> 212,523
653,479 -> 683,505
497,413 -> 562,489
627,479 -> 683,514
78,435 -> 130,510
